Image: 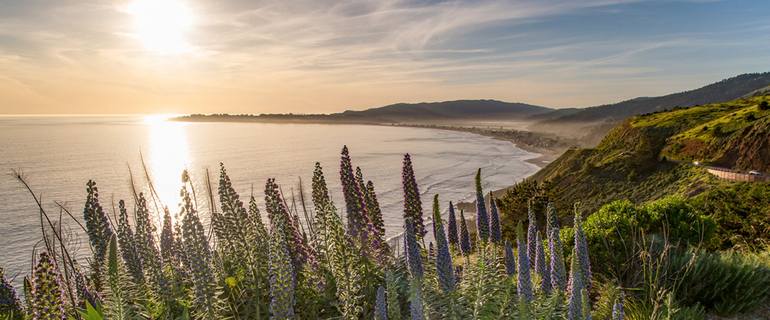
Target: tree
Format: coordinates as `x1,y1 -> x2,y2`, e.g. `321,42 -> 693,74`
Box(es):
759,100 -> 769,110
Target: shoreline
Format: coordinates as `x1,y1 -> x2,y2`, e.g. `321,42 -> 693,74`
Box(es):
171,117 -> 568,168
172,116 -> 566,215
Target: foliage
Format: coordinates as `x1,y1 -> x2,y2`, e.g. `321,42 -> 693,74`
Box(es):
570,197 -> 715,285
689,182 -> 770,249
5,146 -> 770,320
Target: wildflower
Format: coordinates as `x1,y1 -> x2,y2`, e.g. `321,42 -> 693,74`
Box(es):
340,146 -> 370,242
385,270 -> 402,320
535,231 -> 551,294
404,217 -> 423,279
83,180 -> 114,291
402,154 -> 426,239
159,207 -> 175,264
268,224 -> 296,319
323,199 -> 365,320
447,201 -> 459,250
516,222 -> 533,302
116,200 -> 144,285
265,178 -> 308,271
365,180 -> 387,239
546,202 -> 559,233
30,252 -> 66,320
474,169 -> 489,242
179,183 -> 218,317
612,292 -> 625,320
459,210 -> 472,256
311,162 -> 333,253
504,241 -> 516,276
489,192 -> 502,244
527,203 -> 537,269
0,267 -> 23,316
567,251 -> 583,320
375,285 -> 388,320
432,195 -> 456,293
574,212 -> 591,290
549,227 -> 567,291
409,278 -> 425,320
134,193 -> 163,290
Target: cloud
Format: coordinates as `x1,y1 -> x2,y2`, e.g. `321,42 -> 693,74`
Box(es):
0,0 -> 769,113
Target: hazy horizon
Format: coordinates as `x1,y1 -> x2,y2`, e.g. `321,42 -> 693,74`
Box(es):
2,0 -> 769,115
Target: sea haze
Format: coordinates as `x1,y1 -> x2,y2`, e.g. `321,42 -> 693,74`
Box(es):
0,115 -> 539,276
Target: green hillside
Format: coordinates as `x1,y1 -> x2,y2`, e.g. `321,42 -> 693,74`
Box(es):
526,95 -> 770,217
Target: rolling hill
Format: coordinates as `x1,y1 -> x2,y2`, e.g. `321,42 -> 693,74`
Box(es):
334,99 -> 552,122
530,72 -> 770,145
529,94 -> 770,215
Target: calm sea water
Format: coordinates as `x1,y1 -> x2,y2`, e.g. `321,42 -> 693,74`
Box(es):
0,115 -> 539,278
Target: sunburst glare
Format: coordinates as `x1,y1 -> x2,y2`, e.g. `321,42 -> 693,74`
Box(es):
145,116 -> 190,213
125,0 -> 195,54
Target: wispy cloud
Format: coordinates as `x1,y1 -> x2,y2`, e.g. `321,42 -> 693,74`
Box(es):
0,0 -> 769,113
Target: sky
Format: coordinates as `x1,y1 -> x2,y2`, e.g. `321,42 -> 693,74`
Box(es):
0,0 -> 769,114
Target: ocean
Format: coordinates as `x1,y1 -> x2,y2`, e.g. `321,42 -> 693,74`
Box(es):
0,115 -> 539,277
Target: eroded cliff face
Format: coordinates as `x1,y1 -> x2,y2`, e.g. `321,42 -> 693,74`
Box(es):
716,117 -> 770,172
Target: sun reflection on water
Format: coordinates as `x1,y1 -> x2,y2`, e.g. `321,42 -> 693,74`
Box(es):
144,115 -> 190,213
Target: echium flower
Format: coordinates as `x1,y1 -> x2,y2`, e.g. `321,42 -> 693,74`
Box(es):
116,200 -> 144,285
474,169 -> 489,242
402,154 -> 426,240
30,252 -> 66,320
546,202 -> 559,233
409,280 -> 425,320
549,227 -> 567,291
527,203 -> 537,269
0,267 -> 23,316
83,180 -> 114,291
355,166 -> 389,262
268,224 -> 296,319
134,193 -> 162,289
159,207 -> 175,264
179,182 -> 218,318
72,261 -> 99,309
248,196 -> 270,265
404,217 -> 423,279
218,163 -> 253,256
574,211 -> 592,290
323,196 -> 365,320
612,292 -> 625,320
516,222 -> 533,303
488,192 -> 502,244
432,195 -> 455,293
567,251 -> 583,320
458,210 -> 472,256
385,270 -> 402,320
503,241 -> 516,276
534,232 -> 551,294
375,285 -> 388,320
265,178 -> 308,271
339,146 -> 370,242
446,201 -> 459,250
311,162 -> 333,252
365,181 -> 387,244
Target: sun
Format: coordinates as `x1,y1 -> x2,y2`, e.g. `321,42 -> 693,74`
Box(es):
125,0 -> 195,54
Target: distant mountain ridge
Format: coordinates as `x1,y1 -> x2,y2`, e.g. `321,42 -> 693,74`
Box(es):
530,72 -> 770,144
335,99 -> 551,122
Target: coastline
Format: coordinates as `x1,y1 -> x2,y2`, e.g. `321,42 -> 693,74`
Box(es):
171,116 -> 568,168
172,116 -> 566,217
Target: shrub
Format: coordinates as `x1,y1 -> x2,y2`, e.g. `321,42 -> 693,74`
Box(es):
670,249 -> 770,316
760,100 -> 769,110
690,182 -> 770,250
571,197 -> 715,285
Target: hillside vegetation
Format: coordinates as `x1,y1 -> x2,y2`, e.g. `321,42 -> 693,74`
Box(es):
524,95 -> 770,219
531,72 -> 770,145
